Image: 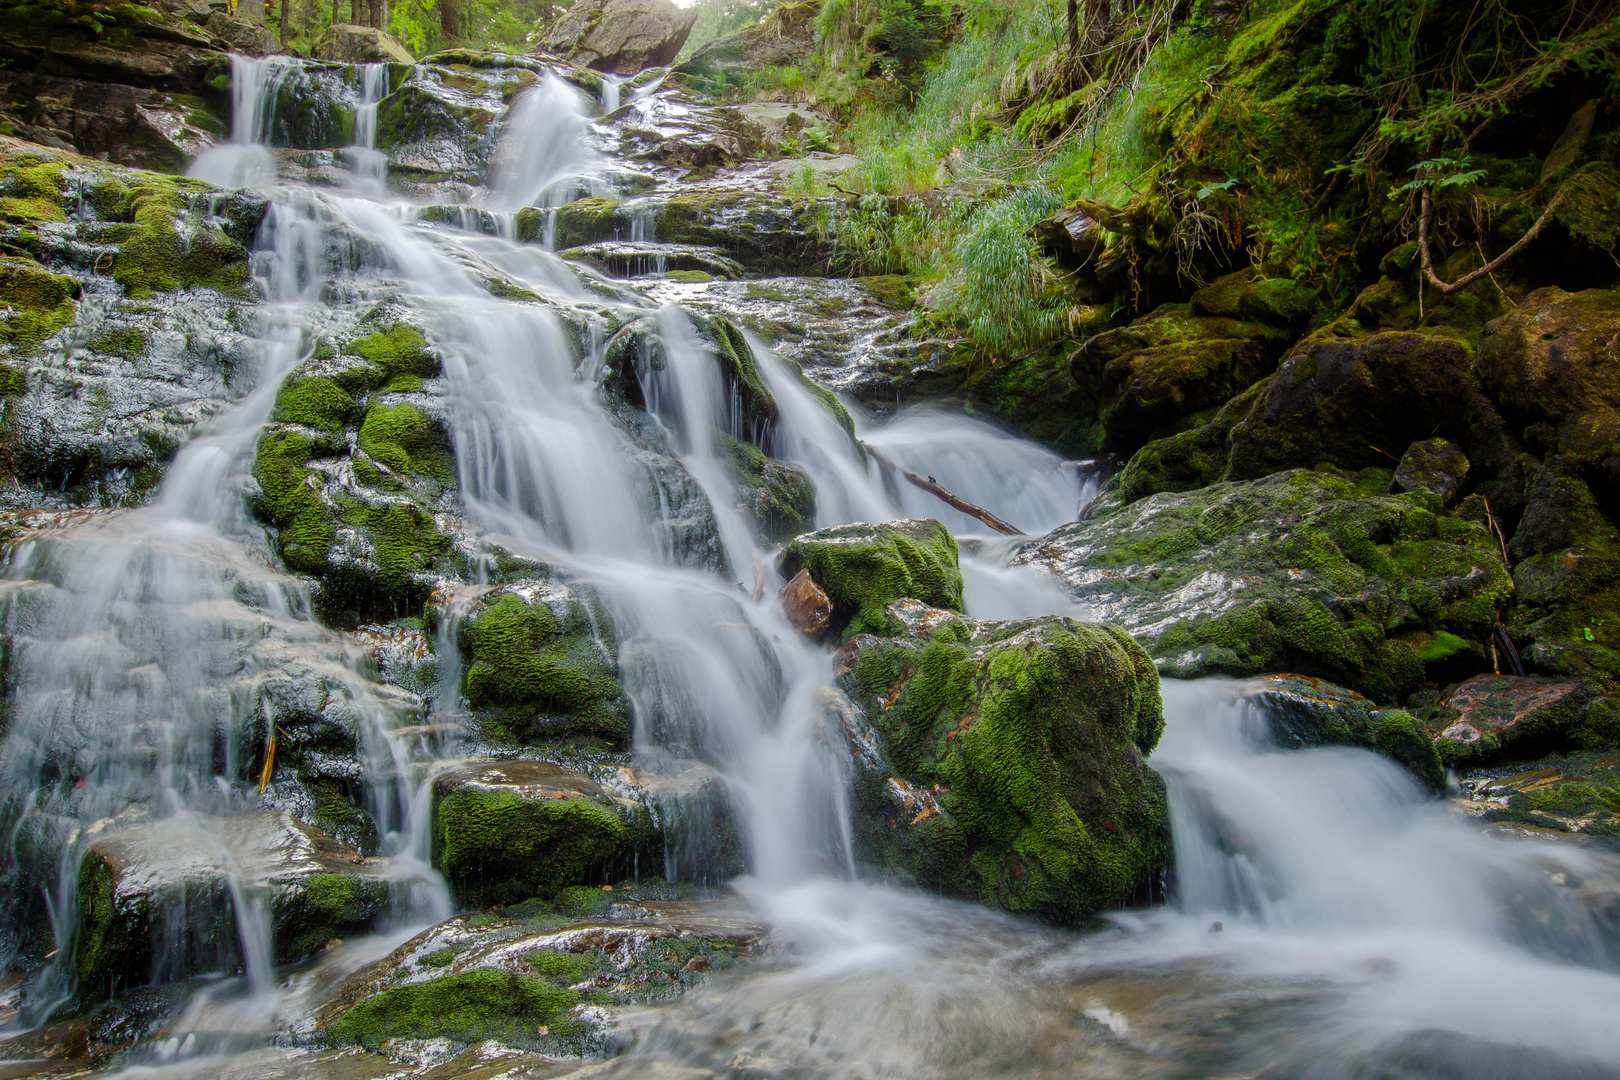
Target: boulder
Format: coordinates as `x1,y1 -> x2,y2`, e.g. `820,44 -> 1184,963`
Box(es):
311,23 -> 415,64
455,582 -> 631,745
430,761 -> 658,907
835,599 -> 1166,921
315,891 -> 766,1054
1504,464 -> 1620,680
1427,674 -> 1601,764
1478,286 -> 1620,484
1391,437 -> 1470,505
778,519 -> 964,639
735,102 -> 832,154
544,0 -> 698,76
1225,329 -> 1518,505
1015,468 -> 1513,702
76,812 -> 395,1002
779,568 -> 833,637
673,1 -> 815,83
725,436 -> 815,544
1239,673 -> 1444,788
1455,743 -> 1620,841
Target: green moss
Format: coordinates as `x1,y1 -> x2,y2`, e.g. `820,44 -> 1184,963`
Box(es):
843,617 -> 1166,921
432,783 -> 636,906
0,362 -> 25,397
107,176 -> 248,297
779,519 -> 964,639
87,326 -> 146,359
277,873 -> 388,964
325,969 -> 579,1050
664,269 -> 714,283
273,377 -> 356,432
0,161 -> 66,222
343,323 -> 440,383
723,435 -> 815,544
252,430 -> 337,574
545,197 -> 625,248
690,312 -> 778,437
357,402 -> 451,481
459,593 -> 629,743
340,501 -> 451,610
0,256 -> 78,348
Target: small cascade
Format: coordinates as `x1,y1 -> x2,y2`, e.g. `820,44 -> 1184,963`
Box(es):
187,55 -> 295,189
600,74 -> 622,115
346,64 -> 389,190
486,75 -> 599,214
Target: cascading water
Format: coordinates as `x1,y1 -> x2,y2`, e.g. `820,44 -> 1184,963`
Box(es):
3,45 -> 1617,1080
187,55 -> 295,189
346,65 -> 389,190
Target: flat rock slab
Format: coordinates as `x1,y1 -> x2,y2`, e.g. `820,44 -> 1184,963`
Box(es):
1431,673 -> 1597,761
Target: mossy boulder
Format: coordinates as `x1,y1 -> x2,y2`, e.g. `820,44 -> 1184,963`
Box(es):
1423,673 -> 1605,766
0,256 -> 78,348
96,173 -> 249,297
1239,674 -> 1445,789
1225,330 -> 1517,505
430,761 -> 656,907
1505,464 -> 1620,681
456,584 -> 631,745
836,599 -> 1166,921
1017,468 -> 1514,703
1457,745 -> 1620,842
779,519 -> 964,640
251,323 -> 457,622
1072,288 -> 1297,453
76,812 -> 393,1003
723,435 -> 815,544
1478,286 -> 1620,485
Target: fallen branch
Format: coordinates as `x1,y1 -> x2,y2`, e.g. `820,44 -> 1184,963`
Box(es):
1418,184 -> 1568,295
862,442 -> 1025,536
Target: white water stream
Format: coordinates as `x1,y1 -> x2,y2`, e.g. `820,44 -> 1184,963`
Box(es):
0,53 -> 1616,1080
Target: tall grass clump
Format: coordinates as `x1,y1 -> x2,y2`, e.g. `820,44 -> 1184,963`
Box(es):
949,187 -> 1069,351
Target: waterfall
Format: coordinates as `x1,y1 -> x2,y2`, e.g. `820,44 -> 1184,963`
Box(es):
346,64 -> 389,189
187,56 -> 295,189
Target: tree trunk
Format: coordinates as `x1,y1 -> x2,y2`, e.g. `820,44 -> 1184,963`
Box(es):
279,0 -> 289,45
330,0 -> 338,28
1067,0 -> 1078,50
441,0 -> 462,42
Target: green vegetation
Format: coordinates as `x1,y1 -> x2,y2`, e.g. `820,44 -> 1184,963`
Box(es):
779,518 -> 964,638
325,969 -> 580,1049
843,614 -> 1166,921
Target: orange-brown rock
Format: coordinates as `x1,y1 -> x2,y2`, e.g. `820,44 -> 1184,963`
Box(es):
778,568 -> 832,637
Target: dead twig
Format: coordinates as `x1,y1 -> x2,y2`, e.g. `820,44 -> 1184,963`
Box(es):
1418,183 -> 1568,295
862,442 -> 1024,536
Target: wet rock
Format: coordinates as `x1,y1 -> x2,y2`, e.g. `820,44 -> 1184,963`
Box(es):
1504,463 -> 1620,681
1428,674 -> 1601,765
1239,674 -> 1444,788
1456,747 -> 1620,842
1225,329 -> 1518,503
1035,205 -> 1105,267
200,10 -> 282,56
778,568 -> 833,637
1478,286 -> 1620,483
725,436 -> 815,544
0,74 -> 223,171
544,0 -> 698,76
779,519 -> 964,640
311,24 -> 415,64
1392,437 -> 1470,505
455,581 -> 631,746
373,62 -> 531,190
314,891 -> 765,1055
835,599 -> 1166,921
549,189 -> 842,277
559,240 -> 744,280
1015,468 -> 1513,702
736,102 -> 832,155
76,811 -> 395,1002
1071,295 -> 1296,453
430,761 -> 658,908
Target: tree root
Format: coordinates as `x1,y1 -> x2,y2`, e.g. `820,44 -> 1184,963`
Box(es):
1418,184 -> 1568,295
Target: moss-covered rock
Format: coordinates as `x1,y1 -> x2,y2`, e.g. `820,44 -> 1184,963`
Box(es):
1457,744 -> 1620,842
430,761 -> 656,907
1422,673 -> 1604,766
723,435 -> 815,544
1240,674 -> 1445,789
836,599 -> 1166,921
778,518 -> 964,639
76,812 -> 392,1003
1224,330 -> 1518,507
0,256 -> 78,348
456,585 -> 630,745
1478,286 -> 1620,483
1505,464 -> 1620,682
1017,468 -> 1514,703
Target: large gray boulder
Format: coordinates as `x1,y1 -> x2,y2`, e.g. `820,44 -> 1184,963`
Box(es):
544,0 -> 697,76
311,23 -> 415,64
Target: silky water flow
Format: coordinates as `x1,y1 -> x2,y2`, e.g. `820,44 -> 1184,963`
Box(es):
0,55 -> 1615,1080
